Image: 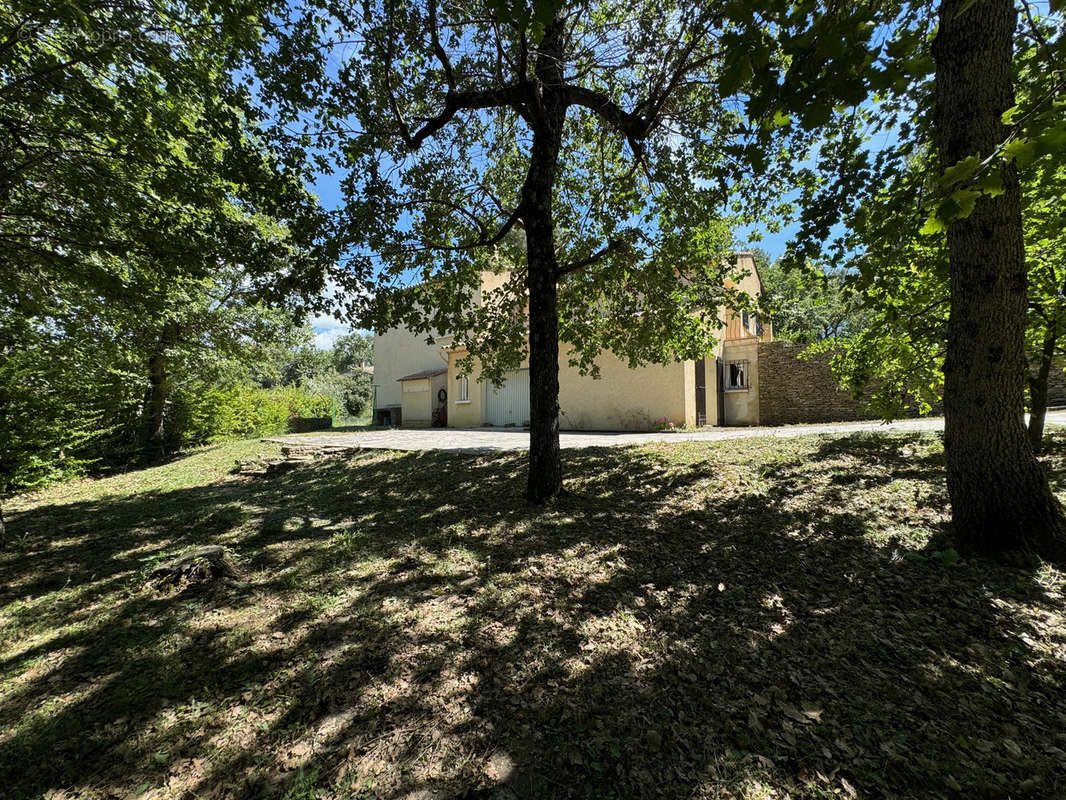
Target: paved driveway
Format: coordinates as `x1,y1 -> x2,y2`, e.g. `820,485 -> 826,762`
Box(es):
268,410 -> 1066,452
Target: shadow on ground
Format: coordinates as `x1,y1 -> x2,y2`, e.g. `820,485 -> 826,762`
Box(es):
1,432 -> 1064,799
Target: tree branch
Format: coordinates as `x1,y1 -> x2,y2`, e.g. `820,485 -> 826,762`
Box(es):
393,82 -> 531,149
427,0 -> 455,89
564,85 -> 648,139
557,238 -> 626,277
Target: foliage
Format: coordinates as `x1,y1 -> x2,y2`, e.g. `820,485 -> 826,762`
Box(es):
278,343 -> 336,388
0,0 -> 334,494
173,385 -> 333,443
306,370 -> 373,419
331,332 -> 374,374
3,433 -> 1066,797
805,31 -> 1066,422
1,0 -> 332,309
760,261 -> 870,345
0,314 -> 111,494
253,326 -> 375,419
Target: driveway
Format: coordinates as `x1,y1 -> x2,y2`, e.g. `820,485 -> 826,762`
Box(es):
268,410 -> 1066,453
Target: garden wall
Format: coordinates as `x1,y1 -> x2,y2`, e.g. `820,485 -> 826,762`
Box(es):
1047,357 -> 1066,406
757,341 -> 878,426
758,344 -> 1066,427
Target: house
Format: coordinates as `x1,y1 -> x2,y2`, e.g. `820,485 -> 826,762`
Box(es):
371,253 -> 772,430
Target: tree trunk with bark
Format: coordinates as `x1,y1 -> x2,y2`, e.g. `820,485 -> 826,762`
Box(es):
1028,322 -> 1057,453
933,0 -> 1066,561
521,18 -> 567,503
146,348 -> 169,446
145,322 -> 180,452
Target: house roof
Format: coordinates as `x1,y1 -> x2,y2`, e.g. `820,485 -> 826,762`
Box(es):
397,367 -> 448,382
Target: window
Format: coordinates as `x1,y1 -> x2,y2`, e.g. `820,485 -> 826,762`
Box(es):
457,375 -> 470,402
742,310 -> 750,331
727,360 -> 749,389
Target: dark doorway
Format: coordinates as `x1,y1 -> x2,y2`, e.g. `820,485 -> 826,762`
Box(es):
716,357 -> 726,426
695,358 -> 707,426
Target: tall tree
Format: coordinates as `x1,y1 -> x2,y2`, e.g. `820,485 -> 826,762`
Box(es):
931,0 -> 1065,557
268,0 -> 795,501
0,0 -> 334,495
745,0 -> 1066,560
760,260 -> 870,345
332,331 -> 374,373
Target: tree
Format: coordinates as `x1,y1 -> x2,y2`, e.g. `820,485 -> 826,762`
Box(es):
788,21 -> 1066,439
268,0 -> 795,500
930,0 -> 1065,557
1,1 -> 332,302
760,260 -> 870,345
1,0 -> 333,494
744,0 -> 1066,560
1020,63 -> 1066,451
332,332 -> 374,374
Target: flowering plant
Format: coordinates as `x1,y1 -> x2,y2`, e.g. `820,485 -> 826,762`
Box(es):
653,417 -> 677,432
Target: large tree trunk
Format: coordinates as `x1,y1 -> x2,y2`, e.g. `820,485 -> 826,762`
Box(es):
933,0 -> 1066,561
520,18 -> 567,503
1028,322 -> 1057,453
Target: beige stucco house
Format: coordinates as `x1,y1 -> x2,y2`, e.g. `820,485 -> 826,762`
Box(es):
372,253 -> 771,430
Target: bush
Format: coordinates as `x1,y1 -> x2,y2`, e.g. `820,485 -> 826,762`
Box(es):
306,370 -> 372,419
173,384 -> 332,445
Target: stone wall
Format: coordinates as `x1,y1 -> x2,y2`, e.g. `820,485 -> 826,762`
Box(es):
757,341 -> 877,426
1047,356 -> 1066,406
758,344 -> 1066,427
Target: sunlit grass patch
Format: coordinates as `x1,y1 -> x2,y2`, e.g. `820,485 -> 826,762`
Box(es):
1,431 -> 1064,799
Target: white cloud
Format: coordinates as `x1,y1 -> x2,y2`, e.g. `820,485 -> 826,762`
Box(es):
312,314 -> 348,349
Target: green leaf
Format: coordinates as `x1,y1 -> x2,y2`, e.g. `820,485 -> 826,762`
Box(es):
938,156 -> 980,188
1033,123 -> 1066,157
718,54 -> 753,96
919,213 -> 945,236
950,188 -> 980,220
1003,139 -> 1035,167
976,169 -> 1004,197
938,548 -> 959,565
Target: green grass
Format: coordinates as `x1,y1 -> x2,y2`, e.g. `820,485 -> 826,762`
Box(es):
2,433 -> 1065,799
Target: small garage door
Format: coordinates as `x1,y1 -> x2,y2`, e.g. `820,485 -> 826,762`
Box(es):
484,369 -> 529,426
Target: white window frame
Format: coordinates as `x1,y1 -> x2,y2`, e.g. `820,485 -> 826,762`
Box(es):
456,375 -> 470,403
726,360 -> 749,390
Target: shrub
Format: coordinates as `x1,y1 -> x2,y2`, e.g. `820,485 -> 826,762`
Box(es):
307,370 -> 372,419
172,384 -> 332,445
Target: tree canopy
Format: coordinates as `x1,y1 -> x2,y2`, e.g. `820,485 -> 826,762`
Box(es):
0,0 -> 336,495
265,0 -> 801,498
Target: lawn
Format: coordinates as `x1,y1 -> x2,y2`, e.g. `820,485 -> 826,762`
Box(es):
2,433 -> 1065,799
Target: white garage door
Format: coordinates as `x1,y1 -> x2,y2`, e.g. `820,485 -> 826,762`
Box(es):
484,369 -> 529,427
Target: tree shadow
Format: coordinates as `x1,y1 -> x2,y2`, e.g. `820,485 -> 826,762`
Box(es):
2,432 -> 1064,799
